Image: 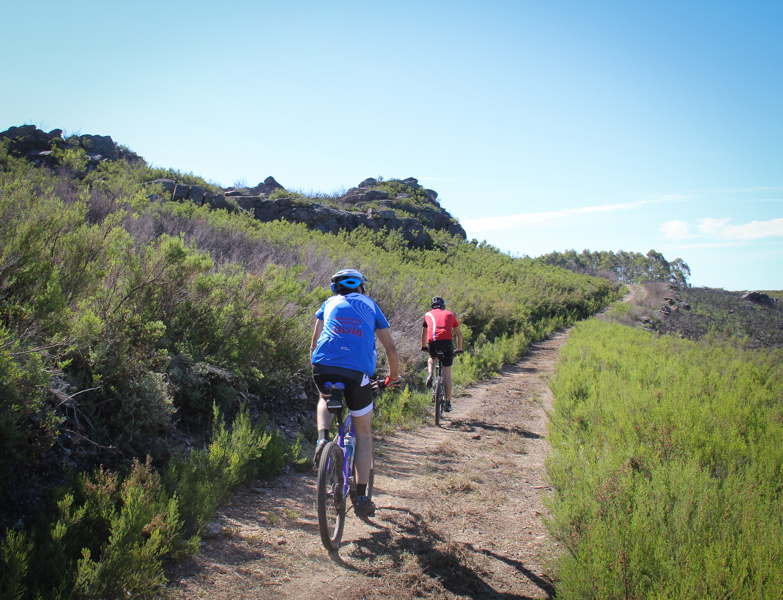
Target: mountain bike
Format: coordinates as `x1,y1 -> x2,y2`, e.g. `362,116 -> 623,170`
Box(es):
426,349 -> 463,426
315,379 -> 387,551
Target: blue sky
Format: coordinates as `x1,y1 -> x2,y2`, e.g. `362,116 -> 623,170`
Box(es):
3,1 -> 781,290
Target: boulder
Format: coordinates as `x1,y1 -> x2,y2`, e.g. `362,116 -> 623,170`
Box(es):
187,185 -> 206,204
365,189 -> 389,201
77,135 -> 120,161
742,291 -> 774,305
207,194 -> 230,210
152,179 -> 176,194
172,183 -> 190,201
0,125 -> 64,154
249,176 -> 285,196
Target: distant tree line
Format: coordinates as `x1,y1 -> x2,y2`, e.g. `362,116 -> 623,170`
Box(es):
536,249 -> 691,286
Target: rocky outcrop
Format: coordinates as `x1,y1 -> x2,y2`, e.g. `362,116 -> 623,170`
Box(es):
0,125 -> 144,168
2,125 -> 466,248
144,171 -> 466,247
742,291 -> 778,305
146,178 -> 465,247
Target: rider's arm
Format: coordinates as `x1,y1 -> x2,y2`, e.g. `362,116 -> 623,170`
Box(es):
421,322 -> 428,350
375,327 -> 400,381
454,324 -> 463,352
310,319 -> 324,360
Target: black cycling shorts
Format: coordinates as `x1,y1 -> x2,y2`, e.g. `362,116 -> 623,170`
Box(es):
427,339 -> 455,367
312,364 -> 374,416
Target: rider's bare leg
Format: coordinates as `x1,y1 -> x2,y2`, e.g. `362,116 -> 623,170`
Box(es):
443,366 -> 453,401
352,410 -> 373,485
316,394 -> 335,432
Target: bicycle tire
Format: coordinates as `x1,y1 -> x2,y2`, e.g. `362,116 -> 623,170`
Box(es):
434,377 -> 444,426
316,442 -> 345,551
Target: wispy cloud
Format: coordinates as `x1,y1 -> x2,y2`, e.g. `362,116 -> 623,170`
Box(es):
698,217 -> 783,240
660,220 -> 692,239
661,217 -> 783,242
463,199 -> 662,232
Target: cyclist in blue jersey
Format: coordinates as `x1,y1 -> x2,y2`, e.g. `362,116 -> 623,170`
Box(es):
310,269 -> 401,518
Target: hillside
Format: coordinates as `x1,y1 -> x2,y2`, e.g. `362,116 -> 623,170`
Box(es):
5,124 -> 781,599
0,121 -> 621,584
603,281 -> 783,350
0,125 -> 465,247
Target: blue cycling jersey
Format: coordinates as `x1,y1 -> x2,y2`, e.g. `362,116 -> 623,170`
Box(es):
312,293 -> 390,377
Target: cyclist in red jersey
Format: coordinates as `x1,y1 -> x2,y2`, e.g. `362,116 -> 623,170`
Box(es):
421,296 -> 463,411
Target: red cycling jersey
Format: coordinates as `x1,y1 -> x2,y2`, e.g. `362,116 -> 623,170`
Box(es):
423,308 -> 459,342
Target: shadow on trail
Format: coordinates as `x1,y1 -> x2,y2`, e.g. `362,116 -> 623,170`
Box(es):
449,418 -> 543,440
333,507 -> 554,600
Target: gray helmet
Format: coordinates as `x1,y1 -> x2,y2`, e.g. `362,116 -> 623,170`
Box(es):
431,296 -> 446,309
331,269 -> 367,293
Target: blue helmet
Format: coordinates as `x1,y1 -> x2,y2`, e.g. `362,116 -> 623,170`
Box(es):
331,269 -> 367,293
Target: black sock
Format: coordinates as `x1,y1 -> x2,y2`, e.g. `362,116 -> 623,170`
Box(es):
318,429 -> 329,442
357,484 -> 367,497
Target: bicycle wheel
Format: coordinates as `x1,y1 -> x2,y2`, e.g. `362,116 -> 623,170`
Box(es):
434,377 -> 444,426
316,442 -> 346,551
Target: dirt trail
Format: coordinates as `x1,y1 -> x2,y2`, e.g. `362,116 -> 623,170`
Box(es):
170,331 -> 570,599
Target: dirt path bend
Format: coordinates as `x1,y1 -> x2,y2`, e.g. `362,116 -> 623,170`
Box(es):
170,331 -> 570,600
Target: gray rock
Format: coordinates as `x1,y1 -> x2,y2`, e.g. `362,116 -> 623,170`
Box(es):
742,291 -> 774,304
365,190 -> 389,201
210,194 -> 229,210
152,179 -> 176,194
249,176 -> 285,196
188,185 -> 206,204
78,135 -> 120,161
172,183 -> 190,201
234,196 -> 262,211
358,177 -> 377,189
202,522 -> 223,539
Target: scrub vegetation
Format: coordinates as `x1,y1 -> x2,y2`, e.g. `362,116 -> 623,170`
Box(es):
546,318 -> 783,599
0,137 -> 619,598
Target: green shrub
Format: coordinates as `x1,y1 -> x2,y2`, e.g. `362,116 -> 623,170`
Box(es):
546,320 -> 783,599
163,405 -> 287,537
0,530 -> 30,600
0,145 -> 620,577
72,459 -> 183,600
0,404 -> 290,599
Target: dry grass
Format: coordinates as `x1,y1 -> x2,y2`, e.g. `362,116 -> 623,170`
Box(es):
489,430 -> 528,454
434,438 -> 458,456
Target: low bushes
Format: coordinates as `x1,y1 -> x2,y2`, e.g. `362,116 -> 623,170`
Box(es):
546,319 -> 783,599
0,405 -> 289,599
